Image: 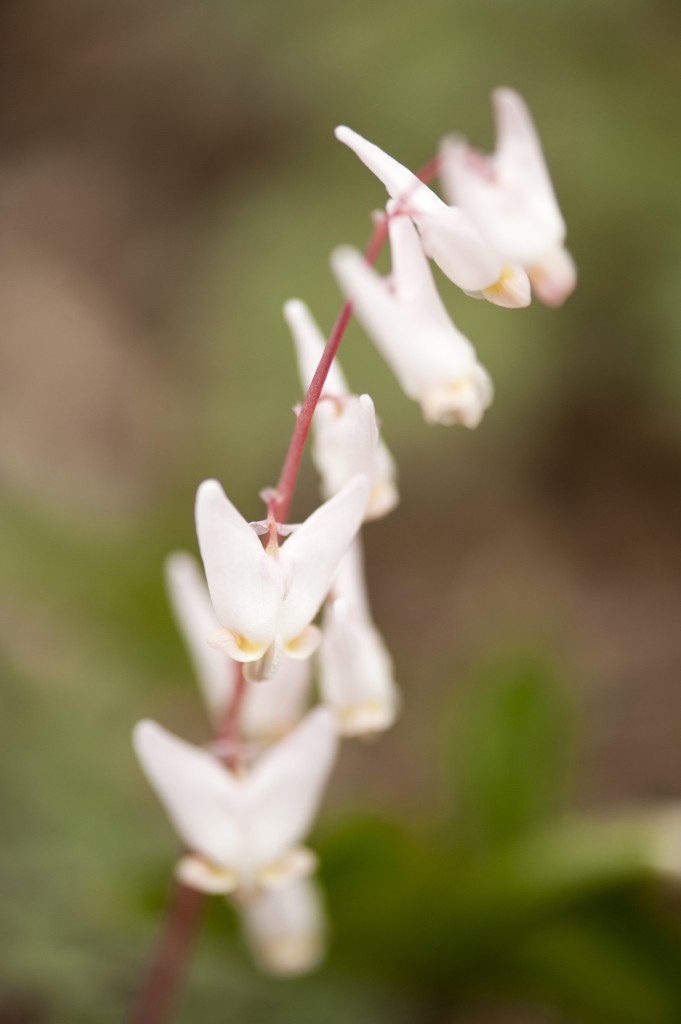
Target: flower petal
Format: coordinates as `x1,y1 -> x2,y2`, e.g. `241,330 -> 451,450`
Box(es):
332,240 -> 483,416
320,597 -> 399,737
176,853 -> 239,894
133,719 -> 245,870
195,479 -> 284,656
277,475 -> 369,641
241,657 -> 312,740
284,299 -> 348,397
239,876 -> 327,976
244,707 -> 338,868
335,124 -> 441,215
165,552 -> 236,722
336,125 -> 502,292
440,89 -> 567,269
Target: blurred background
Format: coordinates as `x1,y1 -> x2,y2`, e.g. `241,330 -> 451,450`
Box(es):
1,0 -> 680,1021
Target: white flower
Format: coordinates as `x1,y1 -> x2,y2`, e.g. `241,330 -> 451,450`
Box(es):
239,876 -> 326,976
165,552 -> 312,739
331,211 -> 493,428
284,298 -> 398,520
133,707 -> 338,894
439,88 -> 576,307
320,539 -> 399,736
334,124 -> 530,308
195,474 -> 370,681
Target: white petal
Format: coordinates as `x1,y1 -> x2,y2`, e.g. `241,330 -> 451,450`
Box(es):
411,205 -> 504,293
133,720 -> 245,870
480,263 -> 532,309
195,480 -> 284,658
385,203 -> 445,308
335,125 -> 441,214
528,246 -> 577,307
366,438 -> 400,520
493,87 -> 555,191
256,845 -> 318,889
332,244 -> 487,420
244,707 -> 338,868
332,246 -> 420,397
312,394 -> 378,502
240,657 -> 313,740
441,89 -> 566,266
284,624 -> 323,660
284,299 -> 348,397
420,362 -> 494,428
277,475 -> 370,641
165,552 -> 236,722
176,854 -> 239,894
336,126 -> 501,293
330,537 -> 371,620
320,599 -> 399,737
240,876 -> 326,976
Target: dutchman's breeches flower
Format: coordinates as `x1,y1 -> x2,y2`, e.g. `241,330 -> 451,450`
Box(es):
195,474 -> 370,681
320,539 -> 399,736
332,212 -> 493,428
133,707 -> 338,894
439,88 -> 577,307
240,876 -> 327,976
165,552 -> 312,740
285,298 -> 399,520
334,124 -> 530,309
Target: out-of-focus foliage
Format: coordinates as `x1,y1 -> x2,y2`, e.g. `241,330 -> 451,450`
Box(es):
1,0 -> 680,1021
319,658 -> 681,1023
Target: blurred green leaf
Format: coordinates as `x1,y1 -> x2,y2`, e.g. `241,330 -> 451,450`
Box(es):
450,655 -> 573,849
508,891 -> 681,1024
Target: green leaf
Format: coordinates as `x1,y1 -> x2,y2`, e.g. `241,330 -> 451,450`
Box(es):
449,653 -> 573,849
506,891 -> 681,1024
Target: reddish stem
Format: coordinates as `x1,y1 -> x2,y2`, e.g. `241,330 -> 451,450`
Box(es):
127,881 -> 205,1024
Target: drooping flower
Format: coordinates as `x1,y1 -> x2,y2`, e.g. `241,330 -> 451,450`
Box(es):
239,876 -> 327,976
439,88 -> 576,306
320,539 -> 399,736
195,474 -> 369,681
334,124 -> 530,308
133,707 -> 338,894
332,210 -> 493,427
284,298 -> 398,520
165,552 -> 312,739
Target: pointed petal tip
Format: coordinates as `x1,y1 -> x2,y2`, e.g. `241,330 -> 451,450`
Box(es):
132,718 -> 164,756
164,549 -> 197,585
334,124 -> 353,143
195,477 -> 225,511
283,297 -> 306,320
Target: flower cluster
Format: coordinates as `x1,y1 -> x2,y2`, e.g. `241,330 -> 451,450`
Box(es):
133,88 -> 574,978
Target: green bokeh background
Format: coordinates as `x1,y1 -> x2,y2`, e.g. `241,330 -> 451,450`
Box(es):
1,1 -> 680,1021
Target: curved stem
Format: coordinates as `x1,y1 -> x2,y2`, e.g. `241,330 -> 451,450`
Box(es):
127,881 -> 205,1024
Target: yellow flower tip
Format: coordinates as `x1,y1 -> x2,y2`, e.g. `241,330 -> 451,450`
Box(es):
365,480 -> 400,521
209,628 -> 265,662
253,933 -> 325,976
175,854 -> 239,895
257,846 -> 318,889
337,699 -> 396,738
482,264 -> 532,308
